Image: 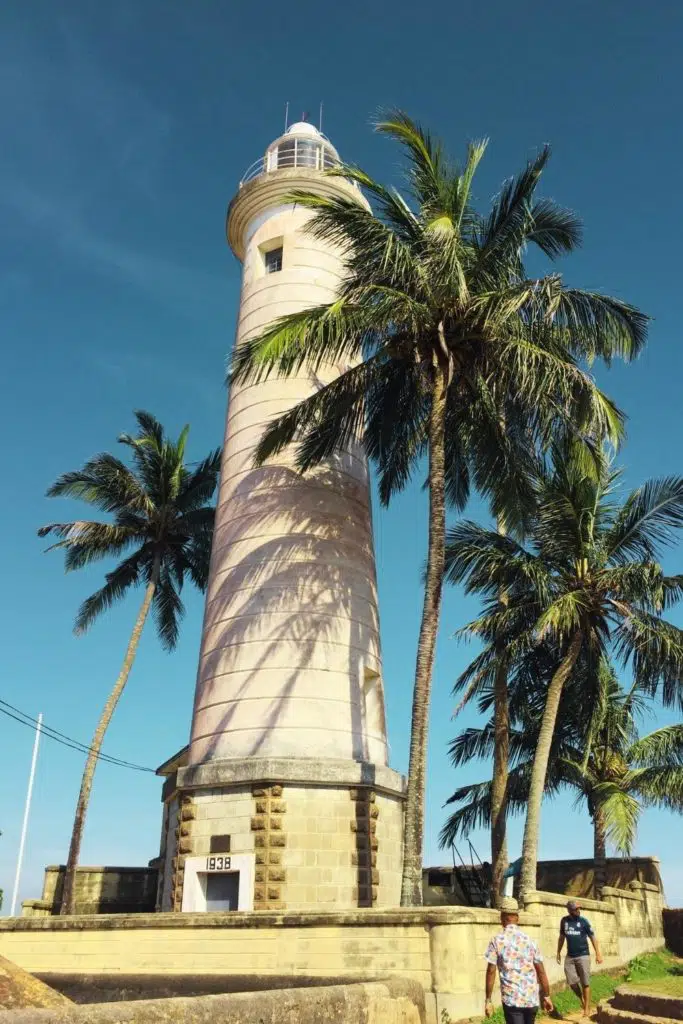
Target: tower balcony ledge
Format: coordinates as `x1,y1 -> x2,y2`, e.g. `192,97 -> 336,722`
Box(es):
227,168 -> 366,260
177,755 -> 406,798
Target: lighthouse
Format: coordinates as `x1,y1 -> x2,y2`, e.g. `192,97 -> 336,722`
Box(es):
156,120 -> 405,914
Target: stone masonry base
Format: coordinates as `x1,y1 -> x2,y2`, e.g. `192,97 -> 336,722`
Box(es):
160,759 -> 405,912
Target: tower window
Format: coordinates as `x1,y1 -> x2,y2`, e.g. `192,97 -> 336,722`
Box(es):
264,246 -> 283,274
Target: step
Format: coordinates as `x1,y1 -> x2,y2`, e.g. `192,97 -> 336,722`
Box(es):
613,986 -> 683,1021
597,999 -> 680,1024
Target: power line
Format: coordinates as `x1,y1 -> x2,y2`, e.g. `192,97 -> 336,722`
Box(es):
0,699 -> 155,773
1,699 -> 131,762
0,701 -> 155,772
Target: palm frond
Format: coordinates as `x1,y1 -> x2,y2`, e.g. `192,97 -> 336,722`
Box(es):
375,110 -> 446,215
526,198 -> 582,259
132,410 -> 164,448
230,300 -> 381,387
444,520 -> 543,597
613,610 -> 683,708
627,724 -> 683,767
73,549 -> 147,635
477,146 -> 551,262
600,563 -> 668,613
625,765 -> 683,811
460,370 -> 538,534
439,761 -> 542,848
43,412 -> 217,645
44,454 -> 152,515
496,331 -> 625,446
453,139 -> 489,231
37,521 -> 139,571
249,352 -> 398,475
606,477 -> 683,563
295,174 -> 422,249
439,780 -> 494,844
118,411 -> 168,503
448,722 -> 532,768
176,449 -> 222,512
551,290 -> 649,363
153,565 -> 184,652
364,356 -> 429,505
184,531 -> 214,591
591,782 -> 641,855
535,591 -> 588,641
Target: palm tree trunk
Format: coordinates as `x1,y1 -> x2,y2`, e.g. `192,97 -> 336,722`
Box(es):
593,807 -> 608,897
491,518 -> 509,908
519,630 -> 582,902
59,555 -> 161,915
491,652 -> 510,906
400,351 -> 449,907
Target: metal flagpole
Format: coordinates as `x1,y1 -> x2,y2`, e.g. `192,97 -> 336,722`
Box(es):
10,712 -> 42,917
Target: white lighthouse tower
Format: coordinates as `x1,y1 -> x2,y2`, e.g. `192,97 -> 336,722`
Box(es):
156,120 -> 405,914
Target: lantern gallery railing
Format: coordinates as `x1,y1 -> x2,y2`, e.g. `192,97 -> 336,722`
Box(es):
239,136 -> 342,187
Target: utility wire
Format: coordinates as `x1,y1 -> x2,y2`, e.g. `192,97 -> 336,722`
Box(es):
0,698 -> 155,773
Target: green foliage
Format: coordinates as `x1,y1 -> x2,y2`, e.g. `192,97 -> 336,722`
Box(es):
442,442 -> 683,844
38,410 -> 221,650
442,658 -> 683,853
626,949 -> 680,984
443,446 -> 683,853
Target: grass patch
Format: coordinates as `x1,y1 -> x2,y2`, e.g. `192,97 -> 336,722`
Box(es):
476,951 -> 679,1024
626,950 -> 681,986
550,969 -> 620,1017
630,975 -> 683,996
628,964 -> 683,996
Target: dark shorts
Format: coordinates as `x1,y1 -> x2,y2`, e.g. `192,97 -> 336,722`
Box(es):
503,1006 -> 538,1024
565,955 -> 591,988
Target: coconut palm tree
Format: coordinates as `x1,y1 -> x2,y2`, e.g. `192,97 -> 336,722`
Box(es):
230,113 -> 647,904
444,445 -> 683,899
38,411 -> 220,915
441,660 -> 683,895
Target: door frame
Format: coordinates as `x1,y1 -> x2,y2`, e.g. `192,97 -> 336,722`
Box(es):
181,853 -> 255,912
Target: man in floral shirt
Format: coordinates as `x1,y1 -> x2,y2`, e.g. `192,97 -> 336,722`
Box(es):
485,897 -> 553,1024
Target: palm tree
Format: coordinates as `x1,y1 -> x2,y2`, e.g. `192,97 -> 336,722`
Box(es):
441,661 -> 683,895
38,411 -> 220,915
230,113 -> 647,904
444,445 -> 683,899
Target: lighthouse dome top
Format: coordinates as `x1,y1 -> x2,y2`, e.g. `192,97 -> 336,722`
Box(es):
239,121 -> 341,187
284,120 -> 323,138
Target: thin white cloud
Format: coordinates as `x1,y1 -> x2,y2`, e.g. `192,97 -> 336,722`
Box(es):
0,12 -> 224,311
2,179 -> 223,309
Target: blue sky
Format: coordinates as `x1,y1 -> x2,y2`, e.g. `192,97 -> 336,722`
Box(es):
1,0 -> 682,912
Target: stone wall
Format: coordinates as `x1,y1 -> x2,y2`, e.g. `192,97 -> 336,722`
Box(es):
601,882 -> 665,961
421,857 -> 663,908
0,885 -> 664,1022
156,795 -> 179,912
535,856 -> 663,899
0,978 -> 425,1024
22,867 -> 157,917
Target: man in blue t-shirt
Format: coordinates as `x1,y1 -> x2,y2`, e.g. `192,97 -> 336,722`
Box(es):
557,900 -> 603,1018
